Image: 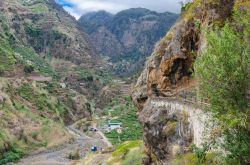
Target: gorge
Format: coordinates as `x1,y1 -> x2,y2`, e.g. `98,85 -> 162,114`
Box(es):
0,0 -> 249,165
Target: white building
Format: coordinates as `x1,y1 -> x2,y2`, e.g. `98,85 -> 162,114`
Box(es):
108,120 -> 122,130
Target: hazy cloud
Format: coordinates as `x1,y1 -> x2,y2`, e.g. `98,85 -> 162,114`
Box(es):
56,0 -> 181,19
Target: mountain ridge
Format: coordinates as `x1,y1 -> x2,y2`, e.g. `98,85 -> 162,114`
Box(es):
0,1 -> 111,163
79,8 -> 178,76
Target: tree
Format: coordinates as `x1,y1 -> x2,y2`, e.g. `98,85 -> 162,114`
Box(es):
24,64 -> 34,74
194,24 -> 250,164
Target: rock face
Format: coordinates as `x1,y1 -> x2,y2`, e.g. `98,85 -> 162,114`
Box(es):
132,0 -> 238,164
79,8 -> 178,76
139,98 -> 211,164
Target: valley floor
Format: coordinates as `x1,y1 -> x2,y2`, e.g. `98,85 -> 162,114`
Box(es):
12,124 -> 109,165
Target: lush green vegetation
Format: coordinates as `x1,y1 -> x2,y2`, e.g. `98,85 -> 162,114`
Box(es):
0,13 -> 16,73
181,2 -> 193,12
194,20 -> 250,164
0,146 -> 25,165
103,96 -> 142,145
16,83 -> 67,117
172,152 -> 221,165
25,24 -> 66,54
0,37 -> 16,73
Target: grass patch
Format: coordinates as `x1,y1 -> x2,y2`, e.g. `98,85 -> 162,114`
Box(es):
172,152 -> 222,165
0,36 -> 16,73
112,140 -> 142,158
108,140 -> 144,165
16,83 -> 67,117
17,83 -> 49,111
0,13 -> 17,73
121,148 -> 144,165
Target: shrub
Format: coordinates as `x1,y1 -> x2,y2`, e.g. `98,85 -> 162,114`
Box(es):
181,2 -> 193,12
31,131 -> 39,140
194,24 -> 250,163
191,143 -> 210,165
24,65 -> 34,74
0,146 -> 24,164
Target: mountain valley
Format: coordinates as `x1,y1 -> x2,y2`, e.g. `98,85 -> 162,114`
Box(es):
79,9 -> 178,76
0,0 -> 249,165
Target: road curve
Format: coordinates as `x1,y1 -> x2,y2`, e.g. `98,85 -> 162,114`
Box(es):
13,125 -> 108,165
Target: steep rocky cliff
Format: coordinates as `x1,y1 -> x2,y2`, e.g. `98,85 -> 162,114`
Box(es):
132,0 -> 249,164
79,8 -> 178,76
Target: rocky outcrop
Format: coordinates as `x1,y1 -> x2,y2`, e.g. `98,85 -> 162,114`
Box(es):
139,98 -> 211,164
132,0 -> 237,164
79,8 -> 178,76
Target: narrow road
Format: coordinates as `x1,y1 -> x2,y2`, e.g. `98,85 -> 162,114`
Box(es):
92,122 -> 112,148
14,125 -> 109,165
96,130 -> 112,148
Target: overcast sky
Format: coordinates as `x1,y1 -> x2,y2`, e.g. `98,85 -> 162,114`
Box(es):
55,0 -> 181,19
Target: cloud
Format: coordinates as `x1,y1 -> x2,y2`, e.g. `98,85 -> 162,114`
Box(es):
63,6 -> 81,19
57,0 -> 181,19
55,0 -> 74,7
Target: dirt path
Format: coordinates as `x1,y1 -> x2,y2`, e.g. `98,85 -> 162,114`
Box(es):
14,125 -> 109,165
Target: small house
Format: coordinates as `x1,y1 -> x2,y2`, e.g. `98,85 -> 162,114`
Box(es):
108,120 -> 122,130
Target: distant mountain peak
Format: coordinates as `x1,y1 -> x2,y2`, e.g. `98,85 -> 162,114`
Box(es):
82,10 -> 113,17
78,8 -> 178,76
